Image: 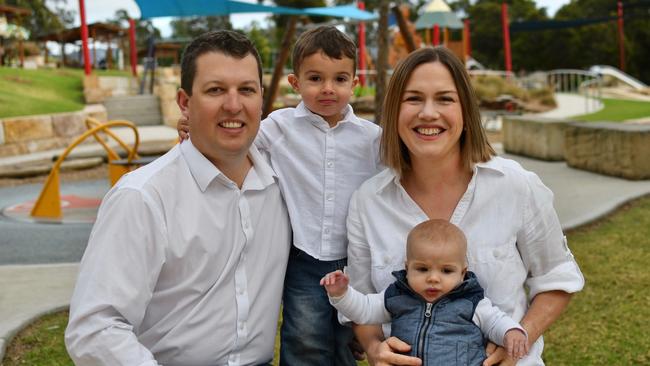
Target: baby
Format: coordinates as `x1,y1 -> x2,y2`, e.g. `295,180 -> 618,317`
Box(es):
321,219 -> 529,365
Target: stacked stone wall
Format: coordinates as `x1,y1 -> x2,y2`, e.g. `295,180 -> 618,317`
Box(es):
0,105 -> 108,158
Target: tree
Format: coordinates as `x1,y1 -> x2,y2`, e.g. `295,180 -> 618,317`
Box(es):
108,9 -> 161,49
170,16 -> 232,40
0,0 -> 67,38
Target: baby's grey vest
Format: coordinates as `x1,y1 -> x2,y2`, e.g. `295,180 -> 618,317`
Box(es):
385,270 -> 486,366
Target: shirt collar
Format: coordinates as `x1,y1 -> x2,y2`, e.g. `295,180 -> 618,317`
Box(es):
293,101 -> 363,130
180,138 -> 277,192
374,156 -> 505,195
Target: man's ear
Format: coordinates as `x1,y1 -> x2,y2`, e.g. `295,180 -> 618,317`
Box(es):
177,88 -> 190,117
287,73 -> 299,93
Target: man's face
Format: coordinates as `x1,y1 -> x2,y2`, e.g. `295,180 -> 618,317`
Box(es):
177,51 -> 262,165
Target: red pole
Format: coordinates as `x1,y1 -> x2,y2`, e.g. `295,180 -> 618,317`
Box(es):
433,24 -> 440,46
617,1 -> 625,72
78,0 -> 92,75
129,18 -> 138,77
464,19 -> 471,58
358,1 -> 366,87
501,2 -> 512,74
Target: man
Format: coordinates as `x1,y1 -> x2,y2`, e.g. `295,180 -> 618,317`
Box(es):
65,30 -> 291,366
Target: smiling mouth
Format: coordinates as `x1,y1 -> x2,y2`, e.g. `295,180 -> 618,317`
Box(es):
415,127 -> 443,136
219,121 -> 244,129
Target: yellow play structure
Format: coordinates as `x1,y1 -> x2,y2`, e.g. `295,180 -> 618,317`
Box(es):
30,117 -> 142,219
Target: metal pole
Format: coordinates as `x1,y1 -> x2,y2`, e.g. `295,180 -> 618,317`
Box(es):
617,1 -> 625,72
358,1 -> 366,87
501,3 -> 512,75
78,0 -> 92,75
129,19 -> 138,77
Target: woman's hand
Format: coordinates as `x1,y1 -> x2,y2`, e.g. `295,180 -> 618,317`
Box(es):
177,116 -> 190,141
482,342 -> 517,366
365,337 -> 422,366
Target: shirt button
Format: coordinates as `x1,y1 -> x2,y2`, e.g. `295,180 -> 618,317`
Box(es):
324,228 -> 330,234
327,160 -> 333,168
237,287 -> 244,295
327,195 -> 333,201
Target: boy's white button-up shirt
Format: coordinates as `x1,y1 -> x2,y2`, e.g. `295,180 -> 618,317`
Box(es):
257,102 -> 382,261
346,156 -> 584,365
65,140 -> 291,366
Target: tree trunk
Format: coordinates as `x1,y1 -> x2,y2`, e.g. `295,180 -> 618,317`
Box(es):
375,0 -> 389,125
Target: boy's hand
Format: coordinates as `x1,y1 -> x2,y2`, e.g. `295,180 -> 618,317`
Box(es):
177,116 -> 190,141
503,329 -> 529,360
319,270 -> 349,298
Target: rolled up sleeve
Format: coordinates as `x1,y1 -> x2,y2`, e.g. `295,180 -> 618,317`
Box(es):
518,172 -> 585,299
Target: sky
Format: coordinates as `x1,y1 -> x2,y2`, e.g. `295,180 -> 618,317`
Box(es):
48,0 -> 571,38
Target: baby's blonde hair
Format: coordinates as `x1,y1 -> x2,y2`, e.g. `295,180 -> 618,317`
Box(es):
406,219 -> 467,263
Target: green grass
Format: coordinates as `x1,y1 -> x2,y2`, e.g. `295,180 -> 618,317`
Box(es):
0,67 -> 85,118
4,195 -> 650,365
573,97 -> 650,122
0,67 -> 133,119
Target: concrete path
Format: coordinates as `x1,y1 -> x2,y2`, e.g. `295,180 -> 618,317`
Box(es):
530,92 -> 603,119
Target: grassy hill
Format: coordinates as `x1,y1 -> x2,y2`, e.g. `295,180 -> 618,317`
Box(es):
0,67 -> 131,119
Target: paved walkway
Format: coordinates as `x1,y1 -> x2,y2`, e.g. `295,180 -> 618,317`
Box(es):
1,95 -> 650,360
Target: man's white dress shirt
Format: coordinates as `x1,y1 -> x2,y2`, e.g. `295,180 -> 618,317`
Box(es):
65,140 -> 291,366
346,156 -> 584,365
256,102 -> 382,260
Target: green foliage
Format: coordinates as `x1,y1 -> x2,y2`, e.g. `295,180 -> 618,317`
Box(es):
354,85 -> 375,98
107,9 -> 162,51
246,22 -> 273,69
170,16 -> 232,40
471,75 -> 528,100
0,67 -> 85,118
573,98 -> 650,122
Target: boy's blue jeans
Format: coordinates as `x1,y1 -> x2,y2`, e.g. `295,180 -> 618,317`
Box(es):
279,246 -> 356,366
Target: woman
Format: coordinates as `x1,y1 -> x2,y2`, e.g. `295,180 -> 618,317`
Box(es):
346,47 -> 584,365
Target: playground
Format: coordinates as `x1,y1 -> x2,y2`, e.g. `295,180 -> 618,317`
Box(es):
1,0 -> 650,364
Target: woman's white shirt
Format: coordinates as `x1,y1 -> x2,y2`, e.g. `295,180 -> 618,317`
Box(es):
346,156 -> 584,366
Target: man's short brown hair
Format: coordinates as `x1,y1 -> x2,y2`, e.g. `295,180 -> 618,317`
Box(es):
180,30 -> 263,96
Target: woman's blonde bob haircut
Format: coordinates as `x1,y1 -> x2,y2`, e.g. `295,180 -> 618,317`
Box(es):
380,46 -> 495,176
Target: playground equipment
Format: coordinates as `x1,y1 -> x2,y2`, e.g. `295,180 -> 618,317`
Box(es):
30,118 -> 141,219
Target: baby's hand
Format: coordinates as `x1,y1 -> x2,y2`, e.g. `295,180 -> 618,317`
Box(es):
503,329 -> 529,360
320,270 -> 349,298
177,115 -> 190,141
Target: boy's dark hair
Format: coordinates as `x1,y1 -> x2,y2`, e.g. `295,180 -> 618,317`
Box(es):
291,25 -> 357,76
180,30 -> 263,95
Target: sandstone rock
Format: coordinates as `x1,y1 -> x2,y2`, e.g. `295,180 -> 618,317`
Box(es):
503,116 -> 569,161
52,112 -> 86,137
3,115 -> 54,143
565,122 -> 650,180
83,104 -> 108,122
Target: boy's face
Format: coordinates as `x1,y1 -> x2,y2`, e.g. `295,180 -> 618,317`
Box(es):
177,51 -> 262,165
288,52 -> 358,127
405,239 -> 467,303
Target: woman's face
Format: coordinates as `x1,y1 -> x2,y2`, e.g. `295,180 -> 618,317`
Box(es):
397,61 -> 464,165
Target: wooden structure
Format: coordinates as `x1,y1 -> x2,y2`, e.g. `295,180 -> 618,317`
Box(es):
414,0 -> 466,61
35,22 -> 126,69
0,5 -> 31,67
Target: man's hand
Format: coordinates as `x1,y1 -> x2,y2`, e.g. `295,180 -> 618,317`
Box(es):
320,270 -> 349,298
504,329 -> 529,360
483,342 -> 517,366
366,337 -> 422,366
177,116 -> 190,141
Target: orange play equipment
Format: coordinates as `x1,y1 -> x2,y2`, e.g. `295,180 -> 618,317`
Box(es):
30,117 -> 141,219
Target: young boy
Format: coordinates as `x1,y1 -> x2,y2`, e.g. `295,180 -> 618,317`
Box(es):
179,26 -> 382,364
321,220 -> 529,365
260,25 -> 382,366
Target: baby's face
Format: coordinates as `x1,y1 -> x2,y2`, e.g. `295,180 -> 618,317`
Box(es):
405,240 -> 467,303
